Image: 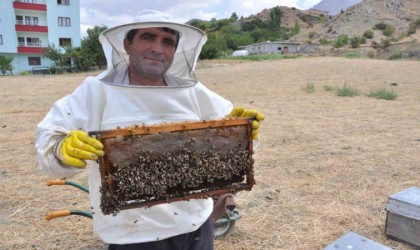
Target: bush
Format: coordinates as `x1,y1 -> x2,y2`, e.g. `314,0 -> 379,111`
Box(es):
333,34 -> 349,48
19,71 -> 31,76
336,84 -> 360,97
319,37 -> 329,46
349,36 -> 361,48
383,25 -> 395,37
388,51 -> 402,60
302,83 -> 315,93
374,21 -> 387,30
367,51 -> 376,58
407,18 -> 420,35
308,31 -> 317,39
374,21 -> 395,37
367,88 -> 397,100
363,30 -> 374,39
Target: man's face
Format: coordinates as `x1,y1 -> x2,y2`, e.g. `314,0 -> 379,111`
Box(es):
124,28 -> 178,82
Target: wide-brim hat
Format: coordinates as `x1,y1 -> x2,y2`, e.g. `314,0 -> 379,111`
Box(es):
99,10 -> 207,85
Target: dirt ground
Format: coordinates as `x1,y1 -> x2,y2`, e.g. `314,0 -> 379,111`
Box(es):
0,57 -> 419,249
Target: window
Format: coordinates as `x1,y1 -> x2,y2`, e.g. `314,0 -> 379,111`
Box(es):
0,35 -> 3,45
16,15 -> 23,25
28,57 -> 41,66
58,17 -> 71,27
26,37 -> 40,46
278,47 -> 282,50
57,0 -> 70,5
25,16 -> 38,26
59,38 -> 72,46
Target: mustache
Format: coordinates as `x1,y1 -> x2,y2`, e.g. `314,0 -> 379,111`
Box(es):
143,52 -> 165,61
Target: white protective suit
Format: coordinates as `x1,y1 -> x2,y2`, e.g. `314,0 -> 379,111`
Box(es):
36,11 -> 234,244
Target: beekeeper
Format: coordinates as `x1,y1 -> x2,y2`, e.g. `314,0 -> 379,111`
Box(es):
36,10 -> 264,249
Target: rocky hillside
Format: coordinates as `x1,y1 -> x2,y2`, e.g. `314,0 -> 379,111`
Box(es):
275,0 -> 420,57
311,0 -> 363,15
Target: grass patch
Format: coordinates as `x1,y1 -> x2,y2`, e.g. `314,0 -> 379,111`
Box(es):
302,83 -> 315,93
336,84 -> 360,97
344,51 -> 361,58
323,85 -> 335,91
367,88 -> 398,100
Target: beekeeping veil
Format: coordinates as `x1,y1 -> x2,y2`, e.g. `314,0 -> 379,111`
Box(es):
98,10 -> 207,86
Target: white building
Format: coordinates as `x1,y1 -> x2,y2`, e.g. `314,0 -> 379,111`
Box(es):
0,0 -> 80,74
241,41 -> 301,55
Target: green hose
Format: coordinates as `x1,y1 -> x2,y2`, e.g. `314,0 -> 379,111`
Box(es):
64,180 -> 89,193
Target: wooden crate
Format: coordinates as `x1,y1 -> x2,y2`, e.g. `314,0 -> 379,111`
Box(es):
385,187 -> 420,248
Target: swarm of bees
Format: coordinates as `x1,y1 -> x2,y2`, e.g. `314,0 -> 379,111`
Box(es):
96,119 -> 254,215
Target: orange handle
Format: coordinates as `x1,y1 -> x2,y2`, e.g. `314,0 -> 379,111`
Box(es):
45,210 -> 71,221
47,180 -> 65,186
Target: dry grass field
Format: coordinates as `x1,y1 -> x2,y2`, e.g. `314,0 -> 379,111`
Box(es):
0,57 -> 419,249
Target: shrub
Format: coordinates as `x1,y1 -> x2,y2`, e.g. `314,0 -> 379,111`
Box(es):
383,25 -> 395,37
349,36 -> 361,48
302,83 -> 315,93
367,88 -> 398,100
374,21 -> 387,30
333,34 -> 349,48
388,51 -> 402,60
19,71 -> 31,76
367,51 -> 376,58
336,84 -> 360,97
407,18 -> 420,35
363,30 -> 374,39
319,37 -> 329,45
308,31 -> 317,39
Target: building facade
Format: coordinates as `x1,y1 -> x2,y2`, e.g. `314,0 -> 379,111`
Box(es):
241,41 -> 300,55
0,0 -> 80,74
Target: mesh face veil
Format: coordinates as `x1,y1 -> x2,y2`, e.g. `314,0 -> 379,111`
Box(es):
98,10 -> 207,87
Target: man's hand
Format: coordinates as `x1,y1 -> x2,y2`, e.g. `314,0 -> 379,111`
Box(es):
228,106 -> 265,139
58,130 -> 105,168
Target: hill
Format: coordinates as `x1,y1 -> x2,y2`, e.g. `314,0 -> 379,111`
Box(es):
279,0 -> 420,58
311,0 -> 364,15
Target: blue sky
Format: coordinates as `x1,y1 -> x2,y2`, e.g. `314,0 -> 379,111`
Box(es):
79,0 -> 322,37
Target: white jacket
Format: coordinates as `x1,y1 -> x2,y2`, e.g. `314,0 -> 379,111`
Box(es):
35,70 -> 233,244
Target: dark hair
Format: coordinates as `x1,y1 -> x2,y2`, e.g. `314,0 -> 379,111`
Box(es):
125,28 -> 180,49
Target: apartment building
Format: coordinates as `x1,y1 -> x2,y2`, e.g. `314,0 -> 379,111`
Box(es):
0,0 -> 80,74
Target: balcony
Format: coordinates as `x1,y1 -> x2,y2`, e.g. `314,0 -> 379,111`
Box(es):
15,20 -> 48,33
13,1 -> 47,11
17,42 -> 48,54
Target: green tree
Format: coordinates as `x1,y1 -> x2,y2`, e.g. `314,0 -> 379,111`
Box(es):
81,25 -> 107,69
229,12 -> 239,22
0,55 -> 14,75
200,32 -> 227,59
269,7 -> 282,31
42,44 -> 67,73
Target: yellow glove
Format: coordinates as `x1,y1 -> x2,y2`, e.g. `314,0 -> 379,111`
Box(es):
57,130 -> 105,168
228,106 -> 265,139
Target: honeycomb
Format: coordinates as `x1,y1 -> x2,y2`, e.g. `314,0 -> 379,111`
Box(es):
89,118 -> 254,215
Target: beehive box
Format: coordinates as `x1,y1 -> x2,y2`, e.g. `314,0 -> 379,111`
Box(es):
324,231 -> 392,250
89,118 -> 254,215
385,187 -> 420,247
